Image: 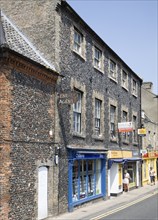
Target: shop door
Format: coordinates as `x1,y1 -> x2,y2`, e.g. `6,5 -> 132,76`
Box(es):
128,163 -> 136,187
38,166 -> 48,220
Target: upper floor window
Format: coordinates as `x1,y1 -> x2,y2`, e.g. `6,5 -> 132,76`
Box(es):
94,46 -> 102,70
109,59 -> 117,80
133,115 -> 137,142
122,111 -> 128,141
132,79 -> 137,96
73,90 -> 82,133
122,70 -> 128,89
95,99 -> 101,136
74,28 -> 83,55
110,105 -> 116,139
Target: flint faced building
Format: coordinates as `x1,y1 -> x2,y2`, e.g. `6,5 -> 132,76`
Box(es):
0,12 -> 60,220
0,0 -> 143,218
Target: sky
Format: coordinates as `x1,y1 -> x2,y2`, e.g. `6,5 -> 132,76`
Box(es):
67,0 -> 158,94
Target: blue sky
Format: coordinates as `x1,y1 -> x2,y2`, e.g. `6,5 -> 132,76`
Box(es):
67,0 -> 158,94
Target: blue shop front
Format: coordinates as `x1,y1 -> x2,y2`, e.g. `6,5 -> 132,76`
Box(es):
67,147 -> 107,212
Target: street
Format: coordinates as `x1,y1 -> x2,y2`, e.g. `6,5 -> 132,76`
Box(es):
94,193 -> 158,220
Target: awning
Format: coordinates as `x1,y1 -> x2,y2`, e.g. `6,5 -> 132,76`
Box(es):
108,157 -> 142,169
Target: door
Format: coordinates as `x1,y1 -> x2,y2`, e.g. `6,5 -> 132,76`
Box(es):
38,166 -> 48,220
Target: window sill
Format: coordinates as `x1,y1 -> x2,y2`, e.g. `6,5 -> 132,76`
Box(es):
121,86 -> 129,92
72,132 -> 86,139
122,140 -> 129,145
92,134 -> 104,141
133,142 -> 138,146
109,76 -> 118,83
110,137 -> 118,143
132,93 -> 138,98
73,50 -> 86,61
94,66 -> 104,74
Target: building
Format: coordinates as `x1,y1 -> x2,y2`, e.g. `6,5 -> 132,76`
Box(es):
141,82 -> 158,186
0,0 -> 143,218
0,12 -> 60,220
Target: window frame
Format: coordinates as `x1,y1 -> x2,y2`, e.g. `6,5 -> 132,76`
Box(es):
110,105 -> 117,140
109,59 -> 117,82
122,70 -> 128,90
132,79 -> 138,97
122,110 -> 128,141
95,98 -> 101,136
73,90 -> 82,133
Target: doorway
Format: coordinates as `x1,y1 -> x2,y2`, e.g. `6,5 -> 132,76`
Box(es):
38,166 -> 48,219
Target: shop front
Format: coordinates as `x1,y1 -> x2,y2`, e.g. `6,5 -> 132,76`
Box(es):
108,150 -> 141,196
68,148 -> 107,211
142,150 -> 158,186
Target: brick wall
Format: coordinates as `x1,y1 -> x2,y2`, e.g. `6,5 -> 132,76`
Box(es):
0,64 -> 12,220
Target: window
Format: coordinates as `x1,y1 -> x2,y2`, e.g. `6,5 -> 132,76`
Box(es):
95,99 -> 101,136
72,159 -> 101,202
122,70 -> 128,89
94,47 -> 102,70
73,91 -> 82,133
133,115 -> 137,142
122,111 -> 128,141
110,59 -> 117,79
110,105 -> 116,139
132,79 -> 137,96
74,28 -> 83,55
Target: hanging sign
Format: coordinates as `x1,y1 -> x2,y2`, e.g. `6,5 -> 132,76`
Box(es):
138,128 -> 146,136
118,122 -> 133,132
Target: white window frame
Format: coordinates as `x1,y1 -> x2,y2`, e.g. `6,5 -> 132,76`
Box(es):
132,79 -> 137,96
73,91 -> 82,133
109,59 -> 117,81
74,29 -> 83,54
95,98 -> 101,136
132,115 -> 137,143
110,105 -> 116,139
94,46 -> 102,70
122,110 -> 128,141
122,70 -> 128,90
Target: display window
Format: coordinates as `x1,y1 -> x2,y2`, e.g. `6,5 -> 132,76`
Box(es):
72,159 -> 101,202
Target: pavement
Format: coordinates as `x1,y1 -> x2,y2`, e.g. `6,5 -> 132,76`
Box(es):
48,182 -> 158,220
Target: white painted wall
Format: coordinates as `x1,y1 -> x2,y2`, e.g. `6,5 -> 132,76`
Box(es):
38,166 -> 48,220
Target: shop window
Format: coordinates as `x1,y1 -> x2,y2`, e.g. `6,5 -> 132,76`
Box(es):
72,159 -> 101,202
127,163 -> 136,187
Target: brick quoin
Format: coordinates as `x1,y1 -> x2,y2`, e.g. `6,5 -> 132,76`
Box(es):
0,65 -> 12,220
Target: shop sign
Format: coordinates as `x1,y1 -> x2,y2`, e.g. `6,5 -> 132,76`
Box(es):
108,150 -> 132,158
138,128 -> 146,136
75,153 -> 104,159
132,151 -> 139,157
140,149 -> 147,156
118,122 -> 133,132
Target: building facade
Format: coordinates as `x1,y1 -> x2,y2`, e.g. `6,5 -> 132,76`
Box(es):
0,12 -> 60,220
141,82 -> 158,186
0,0 -> 143,218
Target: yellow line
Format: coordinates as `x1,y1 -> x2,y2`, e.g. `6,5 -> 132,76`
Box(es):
90,190 -> 158,220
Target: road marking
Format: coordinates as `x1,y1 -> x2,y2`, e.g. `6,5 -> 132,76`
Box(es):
90,190 -> 158,220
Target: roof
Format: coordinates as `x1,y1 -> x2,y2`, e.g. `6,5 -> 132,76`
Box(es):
0,10 -> 56,71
